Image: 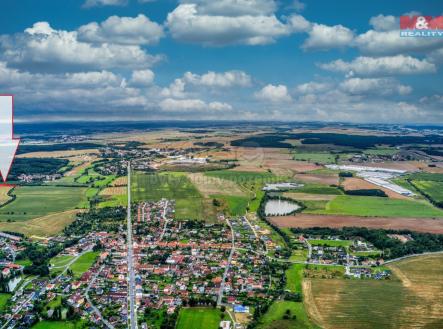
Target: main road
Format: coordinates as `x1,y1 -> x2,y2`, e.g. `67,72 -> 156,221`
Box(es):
126,162 -> 138,329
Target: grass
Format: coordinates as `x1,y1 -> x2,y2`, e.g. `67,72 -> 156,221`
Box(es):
0,186 -> 12,206
306,254 -> 443,329
132,172 -> 215,221
176,308 -> 221,329
411,180 -> 443,203
363,147 -> 398,156
285,264 -> 304,294
294,184 -> 342,195
0,186 -> 87,221
50,255 -> 74,267
0,293 -> 11,311
32,321 -> 87,329
210,194 -> 249,216
69,251 -> 99,279
309,239 -> 352,247
309,195 -> 443,218
257,301 -> 319,329
293,152 -> 336,164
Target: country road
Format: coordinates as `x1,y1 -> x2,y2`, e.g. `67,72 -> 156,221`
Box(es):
126,162 -> 138,329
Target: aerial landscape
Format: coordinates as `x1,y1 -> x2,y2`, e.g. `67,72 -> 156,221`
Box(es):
0,1 -> 443,329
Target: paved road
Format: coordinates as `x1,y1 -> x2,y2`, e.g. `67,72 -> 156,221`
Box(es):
126,163 -> 138,329
85,265 -> 114,329
217,216 -> 235,306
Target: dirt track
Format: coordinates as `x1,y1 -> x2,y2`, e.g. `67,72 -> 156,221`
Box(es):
269,214 -> 443,234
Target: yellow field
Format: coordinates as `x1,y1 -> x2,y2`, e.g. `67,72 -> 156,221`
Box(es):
304,254 -> 443,329
100,186 -> 126,196
0,210 -> 80,237
188,173 -> 246,197
111,176 -> 128,186
0,186 -> 12,205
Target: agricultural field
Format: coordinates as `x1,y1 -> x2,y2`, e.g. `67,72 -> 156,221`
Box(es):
257,301 -> 319,329
292,152 -> 336,164
411,180 -> 443,203
0,186 -> 87,222
304,254 -> 443,329
285,264 -> 304,294
308,239 -> 352,247
308,195 -> 443,218
68,251 -> 99,279
270,213 -> 443,234
31,321 -> 88,329
176,308 -> 221,329
0,210 -> 79,237
211,194 -> 250,216
132,172 -> 215,221
0,186 -> 12,206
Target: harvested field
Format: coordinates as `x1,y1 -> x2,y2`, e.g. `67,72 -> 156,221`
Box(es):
342,177 -> 408,199
64,161 -> 92,177
100,186 -> 126,196
0,186 -> 12,206
269,214 -> 443,234
304,254 -> 443,329
188,173 -> 246,197
295,174 -> 339,185
110,176 -> 128,186
283,193 -> 336,201
17,149 -> 99,159
359,161 -> 426,172
0,210 -> 80,237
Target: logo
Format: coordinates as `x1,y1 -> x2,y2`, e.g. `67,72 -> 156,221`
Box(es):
400,16 -> 443,37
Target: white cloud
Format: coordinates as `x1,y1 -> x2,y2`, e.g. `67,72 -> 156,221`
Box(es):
339,78 -> 412,96
287,14 -> 311,33
159,98 -> 231,111
369,15 -> 398,31
83,0 -> 127,8
255,84 -> 292,102
166,4 -> 291,46
355,29 -> 443,55
183,70 -> 252,87
319,55 -> 436,76
0,22 -> 161,73
78,15 -> 164,45
295,82 -> 332,94
130,69 -> 155,86
303,23 -> 354,50
161,79 -> 187,98
179,0 -> 277,16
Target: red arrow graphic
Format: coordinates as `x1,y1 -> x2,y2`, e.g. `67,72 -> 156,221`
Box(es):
0,95 -> 20,183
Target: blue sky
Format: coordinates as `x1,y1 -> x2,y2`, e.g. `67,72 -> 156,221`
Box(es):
0,0 -> 442,123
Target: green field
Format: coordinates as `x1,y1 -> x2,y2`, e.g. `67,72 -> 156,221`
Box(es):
132,172 -> 214,220
0,293 -> 11,311
411,180 -> 443,203
32,321 -> 87,329
307,255 -> 443,329
176,308 -> 221,329
294,184 -> 342,195
285,264 -> 304,294
309,195 -> 443,218
293,152 -> 336,164
0,186 -> 87,221
257,301 -> 319,329
309,239 -> 352,247
69,251 -> 99,279
50,255 -> 74,268
210,194 -> 250,216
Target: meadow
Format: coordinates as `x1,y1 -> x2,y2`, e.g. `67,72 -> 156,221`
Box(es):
285,264 -> 304,294
31,321 -> 87,329
308,239 -> 352,247
0,186 -> 12,206
292,152 -> 336,164
132,172 -> 215,220
176,308 -> 221,329
411,180 -> 443,203
210,194 -> 250,216
309,195 -> 443,218
69,251 -> 99,279
0,293 -> 11,311
0,186 -> 87,221
305,254 -> 443,329
257,301 -> 319,329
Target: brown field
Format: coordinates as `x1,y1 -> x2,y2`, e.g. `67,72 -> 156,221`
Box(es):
64,161 -> 92,177
295,173 -> 339,185
111,176 -> 128,186
342,177 -> 408,199
0,186 -> 12,205
188,173 -> 246,197
100,186 -> 126,196
0,210 -> 80,237
17,149 -> 99,159
283,192 -> 337,201
269,214 -> 443,234
360,161 -> 427,172
304,254 -> 443,329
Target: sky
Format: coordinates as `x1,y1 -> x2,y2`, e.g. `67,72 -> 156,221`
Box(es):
0,0 -> 442,123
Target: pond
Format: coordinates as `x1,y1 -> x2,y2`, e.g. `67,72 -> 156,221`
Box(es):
264,199 -> 301,216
